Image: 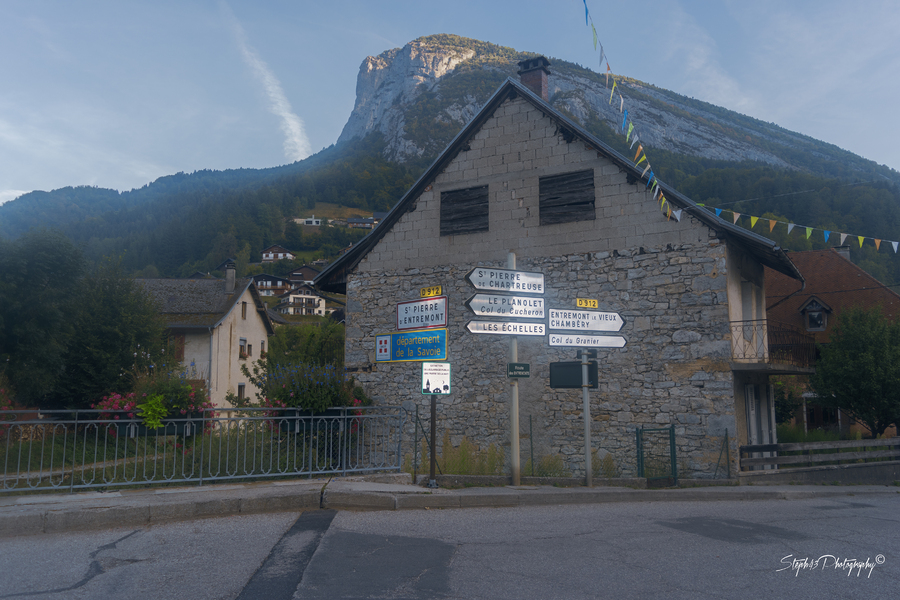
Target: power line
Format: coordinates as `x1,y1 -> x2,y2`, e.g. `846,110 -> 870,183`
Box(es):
709,180 -> 878,208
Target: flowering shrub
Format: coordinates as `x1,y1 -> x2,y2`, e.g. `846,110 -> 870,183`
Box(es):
242,360 -> 352,413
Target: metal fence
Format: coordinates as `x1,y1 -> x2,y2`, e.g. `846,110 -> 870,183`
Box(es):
0,407 -> 405,494
729,320 -> 815,367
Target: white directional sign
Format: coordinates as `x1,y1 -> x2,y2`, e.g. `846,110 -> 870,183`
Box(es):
466,321 -> 546,336
548,309 -> 625,332
397,296 -> 448,330
549,333 -> 627,348
465,268 -> 544,293
465,294 -> 545,318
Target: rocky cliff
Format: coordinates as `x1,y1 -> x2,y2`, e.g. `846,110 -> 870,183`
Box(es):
338,35 -> 883,181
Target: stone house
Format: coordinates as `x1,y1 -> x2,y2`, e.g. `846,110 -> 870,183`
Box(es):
315,58 -> 806,478
138,264 -> 274,406
766,246 -> 900,436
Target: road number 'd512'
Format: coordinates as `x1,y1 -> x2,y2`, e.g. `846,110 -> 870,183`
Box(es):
576,298 -> 598,309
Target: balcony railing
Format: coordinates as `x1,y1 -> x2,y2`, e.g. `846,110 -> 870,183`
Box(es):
730,320 -> 815,368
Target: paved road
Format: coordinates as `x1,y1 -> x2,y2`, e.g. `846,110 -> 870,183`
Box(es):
1,495 -> 897,599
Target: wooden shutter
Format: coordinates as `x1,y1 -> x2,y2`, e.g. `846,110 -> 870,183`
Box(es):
539,170 -> 595,225
440,185 -> 489,236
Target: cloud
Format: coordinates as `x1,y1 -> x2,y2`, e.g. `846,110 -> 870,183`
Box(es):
221,3 -> 311,163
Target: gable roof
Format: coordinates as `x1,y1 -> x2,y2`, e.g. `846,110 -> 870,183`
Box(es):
766,248 -> 900,340
315,77 -> 801,294
137,277 -> 275,334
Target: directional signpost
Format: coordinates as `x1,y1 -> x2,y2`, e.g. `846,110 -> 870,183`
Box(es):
548,308 -> 626,487
466,321 -> 546,336
465,267 -> 545,293
397,296 -> 448,330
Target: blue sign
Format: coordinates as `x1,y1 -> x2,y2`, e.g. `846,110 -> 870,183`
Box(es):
375,328 -> 447,362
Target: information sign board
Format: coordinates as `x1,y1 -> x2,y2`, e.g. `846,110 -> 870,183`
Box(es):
375,329 -> 447,362
422,362 -> 451,394
548,309 -> 625,332
397,296 -> 447,330
465,294 -> 545,318
507,363 -> 531,378
576,298 -> 598,309
465,268 -> 544,293
466,321 -> 546,336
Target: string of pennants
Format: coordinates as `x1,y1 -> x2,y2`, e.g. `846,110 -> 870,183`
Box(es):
580,1 -> 675,221
578,1 -> 893,253
697,204 -> 900,253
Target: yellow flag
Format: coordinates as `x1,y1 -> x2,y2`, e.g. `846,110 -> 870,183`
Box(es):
636,155 -> 646,166
750,216 -> 758,228
805,227 -> 812,239
609,81 -> 617,103
858,236 -> 865,248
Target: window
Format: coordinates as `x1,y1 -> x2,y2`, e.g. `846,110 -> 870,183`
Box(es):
440,185 -> 489,236
242,302 -> 247,319
807,311 -> 826,331
539,170 -> 595,225
238,384 -> 245,401
239,338 -> 247,359
247,344 -> 253,357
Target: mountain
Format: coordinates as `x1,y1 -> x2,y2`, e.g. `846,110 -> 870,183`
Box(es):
2,34 -> 899,282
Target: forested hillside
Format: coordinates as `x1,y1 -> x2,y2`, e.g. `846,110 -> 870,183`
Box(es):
2,34 -> 899,282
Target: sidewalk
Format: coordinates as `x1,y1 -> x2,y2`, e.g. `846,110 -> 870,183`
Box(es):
1,474 -> 896,537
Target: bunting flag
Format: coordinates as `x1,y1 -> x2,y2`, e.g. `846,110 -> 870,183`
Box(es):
788,223 -> 796,234
641,163 -> 652,177
592,24 -> 598,50
875,239 -> 882,250
769,220 -> 777,233
840,233 -> 848,245
733,212 -> 741,225
715,208 -> 722,217
609,80 -> 617,103
672,209 -> 683,222
646,171 -> 655,188
619,95 -> 624,113
805,227 -> 813,239
583,0 -> 589,25
630,134 -> 639,150
626,123 -> 634,142
823,230 -> 831,242
622,110 -> 628,132
636,154 -> 647,166
667,205 -> 673,220
858,236 -> 865,248
599,45 -> 605,68
750,216 -> 758,228
893,241 -> 899,253
634,144 -> 643,162
606,62 -> 610,87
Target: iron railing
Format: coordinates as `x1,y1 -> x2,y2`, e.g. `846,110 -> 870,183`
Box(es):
730,320 -> 815,367
0,407 -> 405,494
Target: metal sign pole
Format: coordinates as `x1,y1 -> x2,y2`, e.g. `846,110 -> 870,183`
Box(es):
508,251 -> 521,486
428,395 -> 438,488
582,349 -> 592,487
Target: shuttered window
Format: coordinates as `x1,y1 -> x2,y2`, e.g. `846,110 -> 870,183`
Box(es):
539,170 -> 595,225
440,185 -> 489,236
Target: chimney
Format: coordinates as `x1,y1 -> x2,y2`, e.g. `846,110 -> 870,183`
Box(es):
834,245 -> 851,261
517,56 -> 551,101
225,262 -> 236,294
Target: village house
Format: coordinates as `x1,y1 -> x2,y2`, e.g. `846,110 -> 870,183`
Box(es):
138,264 -> 274,406
261,244 -> 295,263
251,273 -> 294,297
316,57 -> 807,478
766,246 -> 900,436
276,284 -> 330,316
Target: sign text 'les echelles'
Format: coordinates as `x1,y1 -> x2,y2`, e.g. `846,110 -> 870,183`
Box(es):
548,309 -> 625,332
465,268 -> 544,293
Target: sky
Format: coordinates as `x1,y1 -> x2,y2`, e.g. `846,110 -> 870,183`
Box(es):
2,0 -> 899,206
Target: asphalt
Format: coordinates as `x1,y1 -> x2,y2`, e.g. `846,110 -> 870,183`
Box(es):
1,474 -> 897,537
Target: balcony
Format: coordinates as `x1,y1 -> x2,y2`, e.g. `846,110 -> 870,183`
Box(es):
730,320 -> 815,371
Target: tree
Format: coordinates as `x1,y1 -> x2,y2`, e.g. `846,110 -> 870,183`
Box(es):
50,258 -> 168,409
809,308 -> 900,437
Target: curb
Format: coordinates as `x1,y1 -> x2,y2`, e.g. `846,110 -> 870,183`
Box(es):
1,479 -> 897,537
